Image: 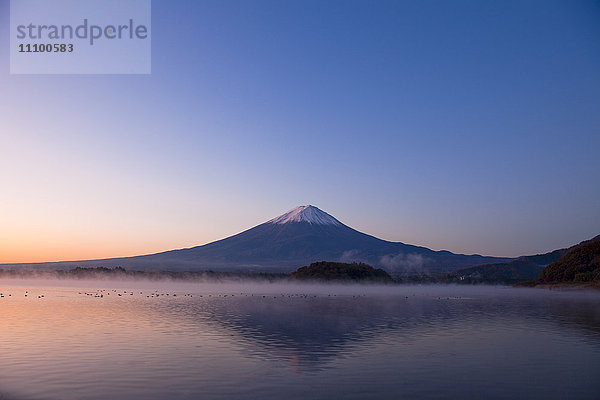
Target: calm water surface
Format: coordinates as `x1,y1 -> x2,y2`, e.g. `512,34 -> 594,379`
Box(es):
0,281 -> 599,400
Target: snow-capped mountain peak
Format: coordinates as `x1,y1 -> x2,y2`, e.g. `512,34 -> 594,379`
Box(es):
267,205 -> 343,226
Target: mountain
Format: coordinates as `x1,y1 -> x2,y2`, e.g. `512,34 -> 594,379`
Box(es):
447,235 -> 600,285
2,205 -> 511,273
444,248 -> 569,284
538,235 -> 600,284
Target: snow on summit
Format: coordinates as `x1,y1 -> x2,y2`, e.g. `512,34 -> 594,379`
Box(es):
268,205 -> 343,226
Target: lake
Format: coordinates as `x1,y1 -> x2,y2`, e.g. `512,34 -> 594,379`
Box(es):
0,281 -> 599,400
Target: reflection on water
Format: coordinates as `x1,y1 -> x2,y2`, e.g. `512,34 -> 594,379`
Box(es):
0,282 -> 599,400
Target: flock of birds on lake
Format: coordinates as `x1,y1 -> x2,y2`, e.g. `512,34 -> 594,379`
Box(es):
0,289 -> 466,301
0,289 -> 383,301
78,289 -> 188,298
0,290 -> 45,298
72,290 -> 370,300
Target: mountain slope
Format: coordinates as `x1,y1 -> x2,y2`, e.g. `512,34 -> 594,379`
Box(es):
445,248 -> 569,284
539,235 -> 600,283
1,205 -> 511,273
447,235 -> 600,284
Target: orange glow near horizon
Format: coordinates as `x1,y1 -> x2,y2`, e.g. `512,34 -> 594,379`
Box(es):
0,239 -> 169,264
0,230 -> 206,264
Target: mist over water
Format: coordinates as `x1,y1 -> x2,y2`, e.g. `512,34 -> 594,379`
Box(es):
1,280 -> 599,400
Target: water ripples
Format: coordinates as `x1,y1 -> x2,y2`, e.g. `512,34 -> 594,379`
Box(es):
0,284 -> 599,399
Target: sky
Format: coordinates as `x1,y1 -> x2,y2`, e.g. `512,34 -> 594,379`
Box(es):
0,0 -> 599,263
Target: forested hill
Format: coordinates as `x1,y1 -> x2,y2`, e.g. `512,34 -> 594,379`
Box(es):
539,236 -> 600,284
291,261 -> 393,282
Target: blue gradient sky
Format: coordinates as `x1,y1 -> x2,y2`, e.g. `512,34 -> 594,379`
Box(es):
1,0 -> 599,262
